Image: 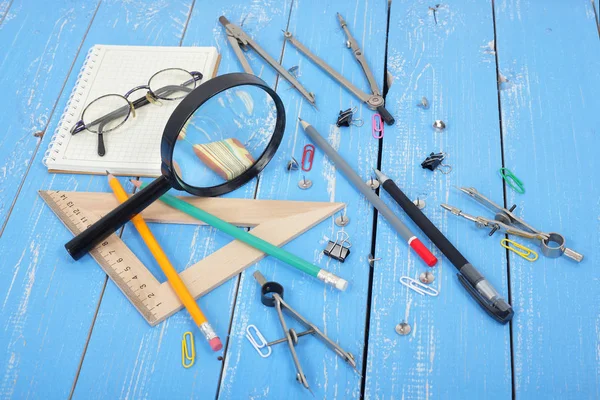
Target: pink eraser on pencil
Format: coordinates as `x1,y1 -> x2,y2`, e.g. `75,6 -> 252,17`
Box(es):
409,238 -> 438,267
210,337 -> 223,352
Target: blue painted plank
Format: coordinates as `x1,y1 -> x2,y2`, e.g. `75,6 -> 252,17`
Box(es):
218,0 -> 388,398
494,0 -> 600,398
0,0 -> 98,230
0,0 -> 11,23
0,0 -> 207,398
71,1 -> 291,399
0,1 -> 106,398
365,1 -> 512,398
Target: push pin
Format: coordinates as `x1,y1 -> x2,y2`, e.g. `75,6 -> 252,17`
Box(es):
395,322 -> 411,335
335,213 -> 350,227
323,231 -> 352,263
417,97 -> 430,109
366,176 -> 380,190
413,198 -> 426,209
367,253 -> 381,267
432,120 -> 446,131
419,271 -> 435,284
287,65 -> 299,78
298,175 -> 312,189
286,157 -> 299,171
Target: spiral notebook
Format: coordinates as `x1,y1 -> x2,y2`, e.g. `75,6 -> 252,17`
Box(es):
43,45 -> 220,176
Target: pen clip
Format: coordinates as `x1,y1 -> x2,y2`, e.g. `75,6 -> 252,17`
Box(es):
457,273 -> 513,324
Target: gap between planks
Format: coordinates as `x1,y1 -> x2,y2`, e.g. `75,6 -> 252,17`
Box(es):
215,1 -> 297,397
0,0 -> 103,238
359,0 -> 392,398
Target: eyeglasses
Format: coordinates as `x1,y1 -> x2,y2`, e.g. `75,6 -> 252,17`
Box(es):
71,68 -> 203,156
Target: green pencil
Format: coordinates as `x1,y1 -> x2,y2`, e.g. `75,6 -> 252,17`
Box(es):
132,180 -> 348,291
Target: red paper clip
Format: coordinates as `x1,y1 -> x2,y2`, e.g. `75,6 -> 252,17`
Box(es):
372,114 -> 384,139
301,144 -> 315,171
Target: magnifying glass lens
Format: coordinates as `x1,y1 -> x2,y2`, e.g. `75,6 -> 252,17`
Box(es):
173,85 -> 277,189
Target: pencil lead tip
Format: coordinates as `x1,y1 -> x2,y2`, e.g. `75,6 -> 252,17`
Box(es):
298,117 -> 303,121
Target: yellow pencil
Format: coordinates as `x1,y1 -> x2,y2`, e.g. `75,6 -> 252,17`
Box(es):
106,172 -> 222,352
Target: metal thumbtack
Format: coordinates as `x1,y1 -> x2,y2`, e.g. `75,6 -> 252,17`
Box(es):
335,212 -> 350,227
413,198 -> 426,209
367,254 -> 381,267
298,175 -> 312,189
417,97 -> 430,109
395,322 -> 411,335
288,65 -> 299,78
366,176 -> 380,190
419,271 -> 435,284
429,4 -> 440,25
286,157 -> 299,171
433,120 -> 446,131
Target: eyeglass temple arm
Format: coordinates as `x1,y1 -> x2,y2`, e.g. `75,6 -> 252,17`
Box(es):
71,80 -> 198,135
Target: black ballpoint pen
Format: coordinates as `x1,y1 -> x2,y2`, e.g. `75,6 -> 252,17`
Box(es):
374,169 -> 514,324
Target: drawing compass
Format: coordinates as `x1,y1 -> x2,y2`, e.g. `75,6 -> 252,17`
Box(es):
253,271 -> 358,393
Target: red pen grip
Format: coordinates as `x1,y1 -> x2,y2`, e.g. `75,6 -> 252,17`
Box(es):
409,238 -> 438,267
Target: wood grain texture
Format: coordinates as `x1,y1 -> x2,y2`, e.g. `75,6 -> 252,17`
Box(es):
0,0 -> 98,231
0,1 -> 105,398
217,0 -> 388,398
365,1 -> 512,398
0,0 -> 11,24
71,0 -> 293,399
47,191 -> 344,227
494,0 -> 600,398
40,190 -> 342,325
1,0 -> 598,398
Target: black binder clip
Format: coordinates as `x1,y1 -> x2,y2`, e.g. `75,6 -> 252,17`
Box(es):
336,107 -> 363,128
323,231 -> 352,262
421,152 -> 452,174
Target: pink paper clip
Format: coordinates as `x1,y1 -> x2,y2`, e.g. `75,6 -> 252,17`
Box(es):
372,114 -> 384,139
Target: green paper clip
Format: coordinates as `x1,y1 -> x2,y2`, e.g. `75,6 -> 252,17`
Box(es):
499,168 -> 525,194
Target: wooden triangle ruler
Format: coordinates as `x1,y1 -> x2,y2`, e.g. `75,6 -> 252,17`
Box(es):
40,190 -> 344,326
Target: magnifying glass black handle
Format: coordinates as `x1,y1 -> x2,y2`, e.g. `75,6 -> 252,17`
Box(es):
65,176 -> 171,260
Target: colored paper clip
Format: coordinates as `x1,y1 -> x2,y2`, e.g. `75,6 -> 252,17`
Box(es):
246,324 -> 272,358
372,114 -> 384,139
501,239 -> 538,261
301,144 -> 315,171
499,168 -> 525,194
182,331 -> 195,368
400,276 -> 439,297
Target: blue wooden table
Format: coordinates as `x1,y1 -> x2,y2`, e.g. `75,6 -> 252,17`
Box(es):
0,0 -> 599,398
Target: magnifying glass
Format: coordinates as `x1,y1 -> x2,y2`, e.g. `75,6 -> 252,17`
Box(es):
66,73 -> 285,260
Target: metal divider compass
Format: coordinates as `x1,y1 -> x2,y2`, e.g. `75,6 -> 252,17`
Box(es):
253,271 -> 358,394
441,187 -> 583,262
283,13 -> 395,125
219,16 -> 316,105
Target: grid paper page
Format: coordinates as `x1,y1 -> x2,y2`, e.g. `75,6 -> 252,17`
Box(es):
61,46 -> 218,175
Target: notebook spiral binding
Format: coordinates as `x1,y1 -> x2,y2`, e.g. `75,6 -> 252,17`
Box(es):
42,46 -> 101,167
